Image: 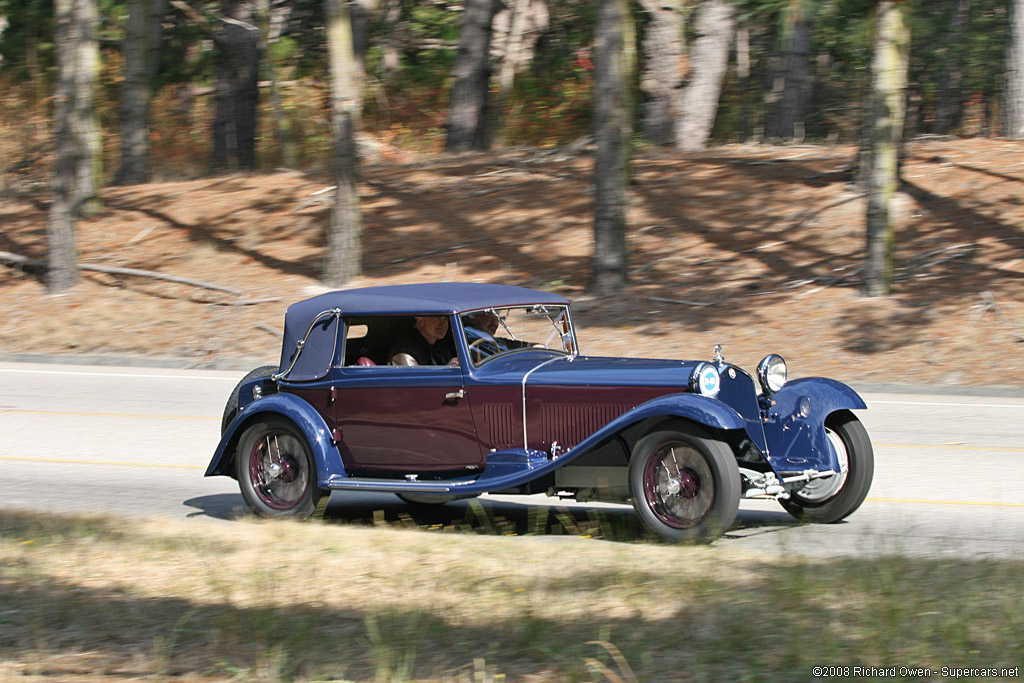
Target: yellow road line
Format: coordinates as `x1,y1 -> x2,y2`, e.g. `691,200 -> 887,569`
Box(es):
867,497 -> 1024,509
878,443 -> 1024,453
0,409 -> 217,421
0,455 -> 204,470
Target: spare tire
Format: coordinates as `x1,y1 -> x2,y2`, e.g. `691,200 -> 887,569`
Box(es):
221,365 -> 277,434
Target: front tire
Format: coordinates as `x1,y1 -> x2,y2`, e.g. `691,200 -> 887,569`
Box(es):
629,425 -> 741,543
236,417 -> 321,518
780,410 -> 873,523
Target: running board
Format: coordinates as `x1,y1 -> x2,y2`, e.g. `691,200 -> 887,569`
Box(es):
324,476 -> 477,493
322,448 -> 552,494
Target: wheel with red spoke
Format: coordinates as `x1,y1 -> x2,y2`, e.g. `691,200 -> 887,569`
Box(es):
629,425 -> 740,543
235,417 -> 321,518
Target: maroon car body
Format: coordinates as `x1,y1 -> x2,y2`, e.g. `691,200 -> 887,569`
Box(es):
207,283 -> 874,543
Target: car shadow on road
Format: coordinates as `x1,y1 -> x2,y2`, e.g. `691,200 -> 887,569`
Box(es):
182,494 -> 249,520
184,492 -> 806,543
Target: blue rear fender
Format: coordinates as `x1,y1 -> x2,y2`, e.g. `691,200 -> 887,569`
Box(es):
205,393 -> 346,485
762,377 -> 867,473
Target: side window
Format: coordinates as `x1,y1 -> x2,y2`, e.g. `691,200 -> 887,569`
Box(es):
340,315 -> 457,367
340,323 -> 371,366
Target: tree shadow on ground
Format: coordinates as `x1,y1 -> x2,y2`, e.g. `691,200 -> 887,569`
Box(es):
183,491 -> 802,544
4,505 -> 1019,680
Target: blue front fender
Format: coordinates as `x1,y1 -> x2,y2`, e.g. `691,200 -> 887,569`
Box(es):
555,392 -> 748,462
763,377 -> 867,473
205,393 -> 347,484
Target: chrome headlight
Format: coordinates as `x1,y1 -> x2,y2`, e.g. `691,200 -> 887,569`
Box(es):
757,354 -> 787,394
691,362 -> 721,398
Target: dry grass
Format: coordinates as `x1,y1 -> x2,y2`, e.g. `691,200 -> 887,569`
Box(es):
2,509 -> 1023,682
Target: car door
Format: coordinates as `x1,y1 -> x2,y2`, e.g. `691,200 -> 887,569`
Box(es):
332,365 -> 483,473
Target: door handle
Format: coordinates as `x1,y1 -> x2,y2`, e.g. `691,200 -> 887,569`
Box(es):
445,390 -> 465,401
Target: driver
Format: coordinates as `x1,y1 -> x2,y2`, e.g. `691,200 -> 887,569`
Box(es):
389,316 -> 458,366
463,311 -> 531,354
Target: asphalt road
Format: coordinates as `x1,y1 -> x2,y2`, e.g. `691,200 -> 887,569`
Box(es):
2,360 -> 1022,558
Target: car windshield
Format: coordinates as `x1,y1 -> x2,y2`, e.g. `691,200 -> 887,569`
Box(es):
460,304 -> 575,366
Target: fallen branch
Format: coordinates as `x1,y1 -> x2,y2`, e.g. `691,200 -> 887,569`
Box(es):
648,296 -> 715,308
0,250 -> 241,295
83,263 -> 242,295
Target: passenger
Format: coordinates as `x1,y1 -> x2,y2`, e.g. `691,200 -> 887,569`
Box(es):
389,316 -> 458,366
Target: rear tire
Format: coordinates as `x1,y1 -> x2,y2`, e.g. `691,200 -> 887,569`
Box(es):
236,417 -> 321,518
629,424 -> 741,543
221,365 -> 277,434
780,411 -> 873,523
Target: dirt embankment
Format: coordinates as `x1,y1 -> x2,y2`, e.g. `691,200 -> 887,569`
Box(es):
2,138 -> 1022,388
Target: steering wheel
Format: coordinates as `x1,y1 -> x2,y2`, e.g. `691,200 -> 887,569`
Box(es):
468,333 -> 502,364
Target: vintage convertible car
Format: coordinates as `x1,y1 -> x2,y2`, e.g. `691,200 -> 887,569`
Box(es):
207,283 -> 873,543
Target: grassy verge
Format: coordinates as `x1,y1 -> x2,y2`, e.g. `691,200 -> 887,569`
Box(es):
2,509 -> 1022,682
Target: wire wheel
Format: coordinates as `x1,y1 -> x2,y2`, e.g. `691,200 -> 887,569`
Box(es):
643,443 -> 715,529
236,417 -> 321,518
629,424 -> 740,543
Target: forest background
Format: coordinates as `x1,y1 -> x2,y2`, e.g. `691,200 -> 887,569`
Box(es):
1,0 -> 1023,387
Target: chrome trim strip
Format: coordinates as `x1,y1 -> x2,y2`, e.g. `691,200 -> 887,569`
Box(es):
273,308 -> 342,381
520,356 -> 564,449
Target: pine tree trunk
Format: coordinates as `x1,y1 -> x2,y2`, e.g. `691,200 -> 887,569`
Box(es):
638,0 -> 684,145
864,1 -> 910,298
212,0 -> 260,170
933,0 -> 971,134
115,0 -> 166,185
591,0 -> 630,297
1005,0 -> 1024,139
321,0 -> 362,287
675,0 -> 735,151
772,3 -> 812,142
446,0 -> 499,152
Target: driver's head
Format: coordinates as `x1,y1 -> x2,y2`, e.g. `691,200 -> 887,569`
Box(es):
414,316 -> 449,344
466,311 -> 499,335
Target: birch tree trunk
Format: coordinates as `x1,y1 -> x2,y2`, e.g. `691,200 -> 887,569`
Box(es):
381,0 -> 402,78
446,0 -> 500,152
321,0 -> 362,287
675,0 -> 735,151
591,0 -> 631,296
638,0 -> 684,145
75,0 -> 101,214
492,0 -> 547,145
1005,0 -> 1024,139
115,0 -> 166,185
256,0 -> 297,168
864,1 -> 910,298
